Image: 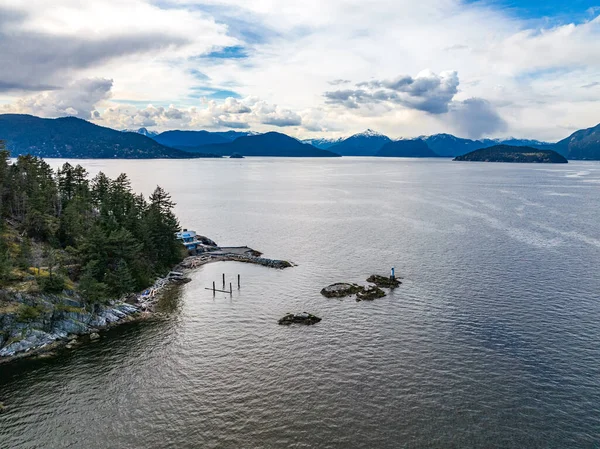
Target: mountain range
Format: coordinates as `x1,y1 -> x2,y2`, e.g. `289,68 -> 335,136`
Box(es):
377,139 -> 439,158
175,132 -> 340,157
420,134 -> 552,158
325,129 -> 391,156
122,127 -> 158,138
0,115 -> 205,159
553,123 -> 600,160
153,130 -> 256,148
1,114 -> 600,160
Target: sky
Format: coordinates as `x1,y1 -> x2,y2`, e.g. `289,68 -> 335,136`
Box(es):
1,0 -> 600,141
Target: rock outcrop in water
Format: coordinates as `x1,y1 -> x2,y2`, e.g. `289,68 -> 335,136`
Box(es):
320,283 -> 363,298
278,313 -> 322,325
366,275 -> 401,289
177,248 -> 293,270
356,286 -> 386,301
321,274 -> 402,302
321,282 -> 386,301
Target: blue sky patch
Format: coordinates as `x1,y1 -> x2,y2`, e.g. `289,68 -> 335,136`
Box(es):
203,45 -> 248,59
189,87 -> 241,100
466,0 -> 600,23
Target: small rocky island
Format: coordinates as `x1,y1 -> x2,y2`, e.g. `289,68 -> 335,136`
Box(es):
366,275 -> 401,288
453,145 -> 568,163
321,274 -> 400,302
278,313 -> 322,325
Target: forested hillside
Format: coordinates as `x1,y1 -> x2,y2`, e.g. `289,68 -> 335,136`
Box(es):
0,141 -> 185,305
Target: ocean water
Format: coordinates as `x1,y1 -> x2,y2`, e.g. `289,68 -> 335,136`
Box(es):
1,158 -> 600,448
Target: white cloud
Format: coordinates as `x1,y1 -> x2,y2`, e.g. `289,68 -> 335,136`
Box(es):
78,94 -> 303,131
1,0 -> 600,140
325,70 -> 459,114
4,78 -> 113,119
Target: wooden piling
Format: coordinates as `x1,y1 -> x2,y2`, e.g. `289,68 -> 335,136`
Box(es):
222,273 -> 225,287
230,283 -> 232,294
212,281 -> 215,293
238,274 -> 240,289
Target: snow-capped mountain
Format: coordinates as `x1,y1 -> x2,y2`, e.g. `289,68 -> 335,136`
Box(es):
327,129 -> 391,156
302,137 -> 344,149
122,127 -> 159,138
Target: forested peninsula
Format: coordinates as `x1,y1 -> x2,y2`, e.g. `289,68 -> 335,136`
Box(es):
0,142 -> 186,360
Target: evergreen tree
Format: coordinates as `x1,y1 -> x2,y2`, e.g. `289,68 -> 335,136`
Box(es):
104,258 -> 135,297
0,236 -> 12,284
0,156 -> 185,303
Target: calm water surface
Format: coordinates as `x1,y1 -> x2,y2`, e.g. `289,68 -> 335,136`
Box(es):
1,158 -> 600,448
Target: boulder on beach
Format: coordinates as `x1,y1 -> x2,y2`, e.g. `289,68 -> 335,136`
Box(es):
278,313 -> 322,325
366,275 -> 401,289
320,283 -> 362,298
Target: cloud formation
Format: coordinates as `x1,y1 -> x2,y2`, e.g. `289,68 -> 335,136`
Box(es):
448,98 -> 507,139
0,7 -> 192,93
5,78 -> 113,119
1,0 -> 600,140
75,94 -> 303,130
325,70 -> 459,114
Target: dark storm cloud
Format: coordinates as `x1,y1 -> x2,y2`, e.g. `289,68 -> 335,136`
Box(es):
324,71 -> 459,114
0,6 -> 190,93
449,98 -> 507,139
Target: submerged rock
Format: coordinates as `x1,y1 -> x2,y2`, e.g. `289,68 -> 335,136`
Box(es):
366,275 -> 401,289
320,283 -> 362,298
0,402 -> 5,413
89,333 -> 100,341
278,313 -> 322,326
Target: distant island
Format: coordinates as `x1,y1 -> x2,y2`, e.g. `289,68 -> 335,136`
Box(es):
453,145 -> 568,163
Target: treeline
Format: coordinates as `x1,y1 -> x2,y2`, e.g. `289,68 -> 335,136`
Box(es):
0,141 -> 185,303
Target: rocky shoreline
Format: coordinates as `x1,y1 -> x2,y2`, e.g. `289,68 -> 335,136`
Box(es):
0,243 -> 293,364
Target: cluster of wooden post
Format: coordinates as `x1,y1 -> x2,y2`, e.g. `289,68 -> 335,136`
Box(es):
207,273 -> 241,295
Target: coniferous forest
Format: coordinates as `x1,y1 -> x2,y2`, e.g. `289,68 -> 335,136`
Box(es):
0,141 -> 185,305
